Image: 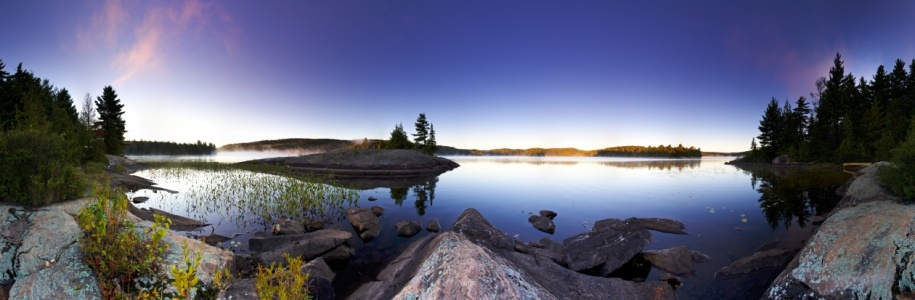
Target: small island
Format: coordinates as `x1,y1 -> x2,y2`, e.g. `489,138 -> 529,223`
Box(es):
244,148 -> 460,179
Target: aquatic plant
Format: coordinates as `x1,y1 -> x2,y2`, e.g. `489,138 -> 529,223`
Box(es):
137,161 -> 359,228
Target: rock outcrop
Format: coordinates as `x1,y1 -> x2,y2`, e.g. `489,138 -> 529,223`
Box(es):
248,228 -> 353,266
3,198 -> 234,300
641,246 -> 698,275
349,208 -> 675,300
564,218 -> 652,276
765,163 -> 915,299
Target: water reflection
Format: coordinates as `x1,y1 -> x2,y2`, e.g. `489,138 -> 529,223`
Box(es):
735,165 -> 850,230
598,159 -> 701,171
391,178 -> 438,216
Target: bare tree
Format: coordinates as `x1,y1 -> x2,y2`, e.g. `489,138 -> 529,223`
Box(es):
79,93 -> 96,128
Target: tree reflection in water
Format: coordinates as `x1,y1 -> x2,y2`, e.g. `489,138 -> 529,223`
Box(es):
738,165 -> 850,230
390,177 -> 438,216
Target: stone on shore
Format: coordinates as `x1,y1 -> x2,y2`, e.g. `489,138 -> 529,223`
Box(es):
132,196 -> 149,204
564,218 -> 652,276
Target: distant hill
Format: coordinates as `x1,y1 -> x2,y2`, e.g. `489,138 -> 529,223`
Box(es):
219,138 -> 355,153
221,138 -> 722,158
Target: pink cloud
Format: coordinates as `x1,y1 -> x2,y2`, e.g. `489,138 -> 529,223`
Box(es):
78,0 -> 239,86
724,16 -> 843,99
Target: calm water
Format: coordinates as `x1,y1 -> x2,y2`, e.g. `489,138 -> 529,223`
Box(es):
128,155 -> 849,299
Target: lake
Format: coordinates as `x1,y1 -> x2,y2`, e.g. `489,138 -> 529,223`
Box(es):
127,154 -> 850,299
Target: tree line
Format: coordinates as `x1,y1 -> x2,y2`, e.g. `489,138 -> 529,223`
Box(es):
124,140 -> 216,155
751,53 -> 915,163
0,58 -> 126,205
435,144 -> 702,158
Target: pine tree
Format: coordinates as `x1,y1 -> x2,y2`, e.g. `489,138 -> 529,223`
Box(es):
757,98 -> 782,159
425,124 -> 438,155
95,85 -> 127,155
413,113 -> 429,146
386,123 -> 412,150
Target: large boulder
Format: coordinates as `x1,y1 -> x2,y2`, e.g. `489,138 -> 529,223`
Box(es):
9,243 -> 101,300
771,154 -> 791,165
765,166 -> 915,299
349,208 -> 674,300
563,218 -> 652,276
833,162 -> 901,210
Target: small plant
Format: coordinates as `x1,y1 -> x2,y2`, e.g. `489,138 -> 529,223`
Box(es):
212,265 -> 235,294
255,254 -> 311,300
170,240 -> 202,299
77,184 -> 171,299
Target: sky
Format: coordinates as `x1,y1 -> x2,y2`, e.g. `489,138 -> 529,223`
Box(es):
3,1 -> 915,152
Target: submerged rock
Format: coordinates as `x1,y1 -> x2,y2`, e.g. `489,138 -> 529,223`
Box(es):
251,228 -> 353,266
370,206 -> 384,217
564,218 -> 652,276
540,210 -> 557,220
132,196 -> 149,204
426,219 -> 441,232
395,220 -> 422,237
528,215 -> 556,234
641,246 -> 697,275
201,234 -> 231,246
346,207 -> 381,240
634,218 -> 688,235
272,218 -> 305,235
716,248 -> 795,280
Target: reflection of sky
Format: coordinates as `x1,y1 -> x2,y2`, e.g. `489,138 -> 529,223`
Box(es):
127,155 -> 843,298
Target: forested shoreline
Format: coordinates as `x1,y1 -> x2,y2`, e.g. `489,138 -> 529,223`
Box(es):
124,140 -> 217,156
747,53 -> 915,199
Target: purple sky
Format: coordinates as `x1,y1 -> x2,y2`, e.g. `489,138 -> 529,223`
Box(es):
3,1 -> 915,152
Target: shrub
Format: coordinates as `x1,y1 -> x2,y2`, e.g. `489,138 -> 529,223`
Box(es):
77,184 -> 171,299
0,129 -> 84,205
171,240 -> 202,299
255,254 -> 311,300
880,118 -> 915,200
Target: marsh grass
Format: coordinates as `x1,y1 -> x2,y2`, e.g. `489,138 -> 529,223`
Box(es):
138,161 -> 359,226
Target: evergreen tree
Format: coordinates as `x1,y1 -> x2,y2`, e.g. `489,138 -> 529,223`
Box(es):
413,113 -> 429,146
386,123 -> 412,150
95,86 -> 127,155
757,98 -> 782,159
425,124 -> 438,155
